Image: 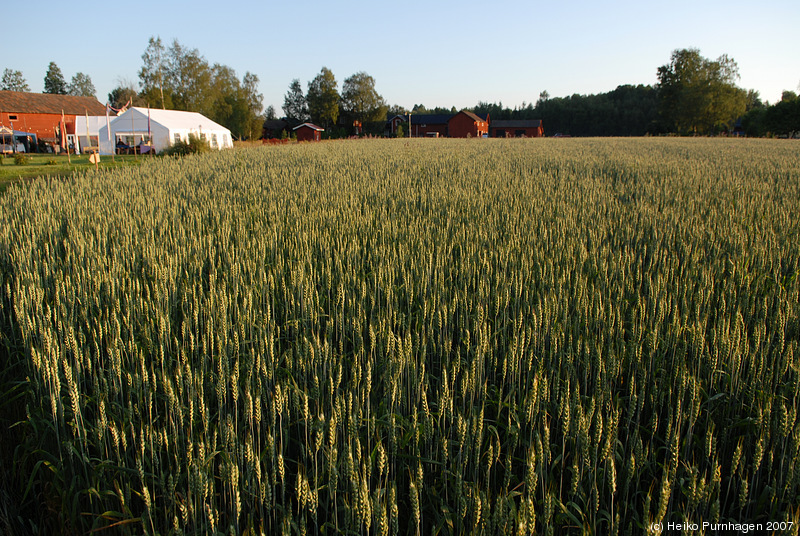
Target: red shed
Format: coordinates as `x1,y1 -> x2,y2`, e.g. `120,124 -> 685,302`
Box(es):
293,122 -> 324,142
448,111 -> 489,138
489,119 -> 544,138
387,114 -> 406,135
0,91 -> 106,151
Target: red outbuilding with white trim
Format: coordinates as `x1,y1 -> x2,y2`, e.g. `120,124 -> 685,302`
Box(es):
293,123 -> 324,142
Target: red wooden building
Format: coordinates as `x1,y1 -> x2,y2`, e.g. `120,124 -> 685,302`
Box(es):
293,122 -> 324,141
0,91 -> 106,151
388,115 -> 406,135
408,114 -> 451,137
489,119 -> 544,138
389,111 -> 500,138
448,111 -> 489,138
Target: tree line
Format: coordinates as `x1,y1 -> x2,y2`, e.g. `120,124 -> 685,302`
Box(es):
3,46 -> 798,138
281,67 -> 393,137
132,37 -> 263,140
280,48 -> 797,138
473,49 -> 798,138
2,63 -> 96,98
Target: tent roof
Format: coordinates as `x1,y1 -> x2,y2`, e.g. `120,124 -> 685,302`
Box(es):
114,107 -> 231,133
75,116 -> 110,132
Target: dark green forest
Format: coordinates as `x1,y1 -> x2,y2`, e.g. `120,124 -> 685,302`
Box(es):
421,83 -> 798,138
473,84 -> 663,137
468,47 -> 799,138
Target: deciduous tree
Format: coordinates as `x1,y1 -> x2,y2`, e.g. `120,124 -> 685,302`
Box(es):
763,91 -> 800,137
206,66 -> 264,140
139,36 -> 170,108
208,63 -> 245,135
306,67 -> 339,128
657,48 -> 747,134
136,36 -> 265,140
166,40 -> 212,113
341,71 -> 388,124
242,71 -> 264,138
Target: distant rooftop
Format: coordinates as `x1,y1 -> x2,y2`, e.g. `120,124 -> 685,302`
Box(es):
0,91 -> 106,115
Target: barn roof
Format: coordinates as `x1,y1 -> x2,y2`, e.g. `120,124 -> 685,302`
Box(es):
490,120 -> 543,128
409,114 -> 451,125
0,91 -> 106,115
293,122 -> 324,131
453,110 -> 487,123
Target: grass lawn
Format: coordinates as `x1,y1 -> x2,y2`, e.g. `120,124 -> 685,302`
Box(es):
0,153 -> 144,193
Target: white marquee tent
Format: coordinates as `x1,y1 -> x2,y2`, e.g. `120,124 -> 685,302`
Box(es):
74,116 -> 109,153
98,107 -> 233,155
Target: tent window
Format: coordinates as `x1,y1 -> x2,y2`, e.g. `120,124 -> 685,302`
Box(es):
211,133 -> 217,148
174,133 -> 181,144
223,134 -> 228,147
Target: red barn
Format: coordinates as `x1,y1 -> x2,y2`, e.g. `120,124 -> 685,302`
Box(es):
448,111 -> 489,138
408,114 -> 450,137
0,91 -> 106,151
293,122 -> 324,141
489,119 -> 544,138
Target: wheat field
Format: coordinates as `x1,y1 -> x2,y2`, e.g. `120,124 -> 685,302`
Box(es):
1,138 -> 798,535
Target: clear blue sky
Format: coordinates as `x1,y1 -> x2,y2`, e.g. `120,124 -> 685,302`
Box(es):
7,0 -> 799,113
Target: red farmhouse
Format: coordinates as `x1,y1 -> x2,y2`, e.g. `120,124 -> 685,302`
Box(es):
0,91 -> 106,151
448,110 -> 489,138
293,122 -> 324,141
489,119 -> 544,138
